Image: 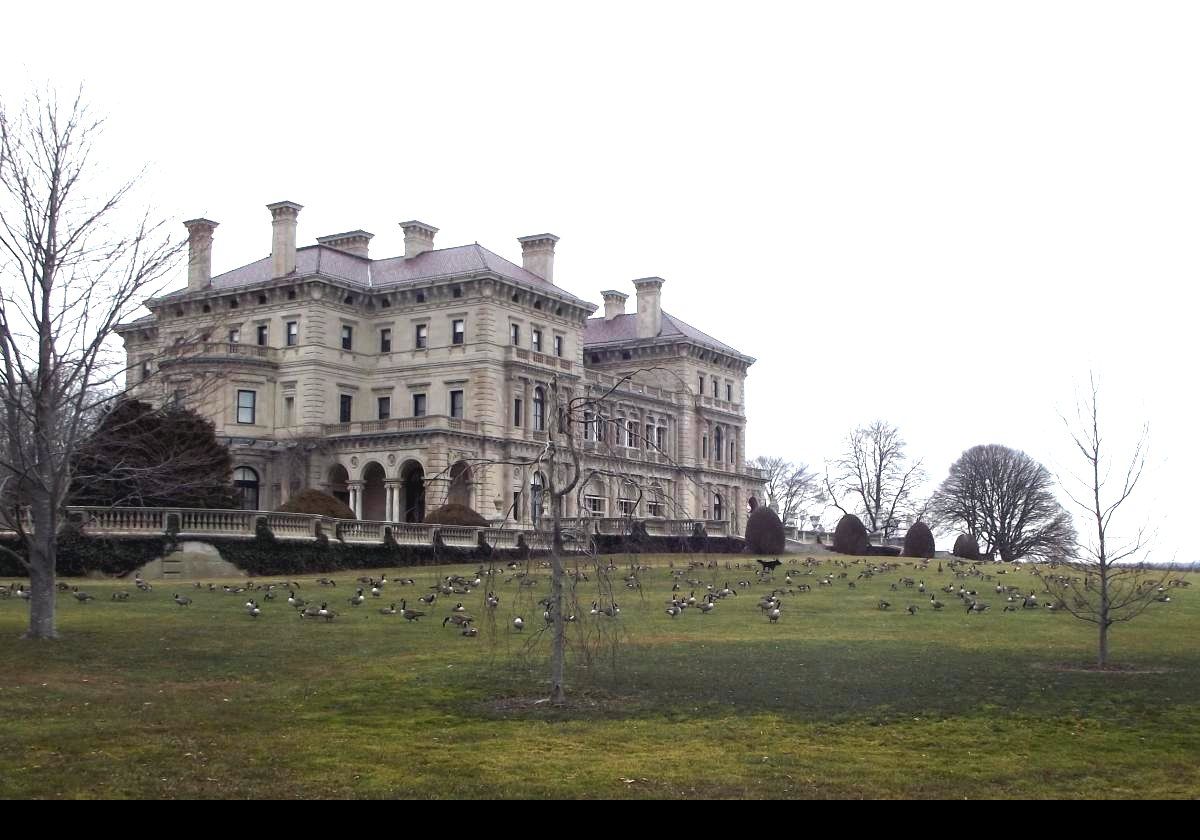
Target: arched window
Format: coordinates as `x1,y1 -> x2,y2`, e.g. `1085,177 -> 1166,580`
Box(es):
714,427 -> 724,462
533,387 -> 545,431
234,466 -> 260,511
713,493 -> 724,522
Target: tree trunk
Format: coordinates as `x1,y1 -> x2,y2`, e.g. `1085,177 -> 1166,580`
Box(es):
1098,620 -> 1108,669
549,496 -> 566,704
23,497 -> 59,640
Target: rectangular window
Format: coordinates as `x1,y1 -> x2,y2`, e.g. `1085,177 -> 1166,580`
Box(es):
726,383 -> 733,402
380,328 -> 392,353
283,396 -> 295,426
583,411 -> 594,441
286,321 -> 299,346
339,394 -> 353,423
618,499 -> 636,518
378,396 -> 391,420
626,420 -> 637,448
553,335 -> 563,357
702,435 -> 708,458
585,496 -> 606,517
656,426 -> 665,451
513,397 -> 523,427
532,329 -> 542,353
140,360 -> 152,382
452,319 -> 465,345
415,323 -> 427,349
729,439 -> 735,463
449,390 -> 464,419
648,501 -> 664,518
645,424 -> 653,450
712,379 -> 718,398
698,374 -> 705,394
172,389 -> 186,409
237,390 -> 256,425
228,328 -> 240,344
510,323 -> 520,346
412,393 -> 427,417
257,324 -> 269,346
513,491 -> 522,521
341,325 -> 353,351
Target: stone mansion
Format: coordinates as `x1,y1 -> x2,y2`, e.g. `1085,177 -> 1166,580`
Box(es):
118,202 -> 765,532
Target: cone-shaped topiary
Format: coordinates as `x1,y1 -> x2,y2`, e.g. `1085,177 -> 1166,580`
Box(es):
275,489 -> 355,520
745,502 -> 785,555
902,521 -> 935,558
423,503 -> 489,527
832,513 -> 870,555
953,533 -> 981,561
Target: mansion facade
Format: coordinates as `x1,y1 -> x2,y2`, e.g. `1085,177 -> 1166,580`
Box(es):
118,202 -> 765,532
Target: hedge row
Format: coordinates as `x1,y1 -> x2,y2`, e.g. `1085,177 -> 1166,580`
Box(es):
0,525 -> 749,578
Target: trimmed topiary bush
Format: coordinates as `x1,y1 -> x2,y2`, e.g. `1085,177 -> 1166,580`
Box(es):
903,521 -> 935,558
276,489 -> 355,520
832,514 -> 870,555
424,503 -> 489,527
745,501 -> 785,555
953,533 -> 981,561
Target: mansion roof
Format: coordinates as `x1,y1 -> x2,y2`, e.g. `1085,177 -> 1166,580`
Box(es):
583,312 -> 752,363
155,243 -> 593,308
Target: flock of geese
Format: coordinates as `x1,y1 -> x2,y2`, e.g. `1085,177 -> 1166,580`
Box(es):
0,555 -> 1187,637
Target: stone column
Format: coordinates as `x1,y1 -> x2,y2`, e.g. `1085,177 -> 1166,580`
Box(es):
349,480 -> 364,519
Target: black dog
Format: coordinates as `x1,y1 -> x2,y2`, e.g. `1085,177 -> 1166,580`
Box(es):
756,558 -> 783,572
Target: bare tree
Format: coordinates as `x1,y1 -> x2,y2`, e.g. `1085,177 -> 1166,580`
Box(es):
824,420 -> 924,540
0,88 -> 185,639
1044,376 -> 1168,668
928,444 -> 1076,562
749,455 -> 821,526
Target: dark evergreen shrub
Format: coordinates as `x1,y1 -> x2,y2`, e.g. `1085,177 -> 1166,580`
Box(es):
424,503 -> 489,527
953,533 -> 982,561
832,514 -> 870,555
903,521 -> 935,558
745,505 -> 785,554
276,489 -> 354,520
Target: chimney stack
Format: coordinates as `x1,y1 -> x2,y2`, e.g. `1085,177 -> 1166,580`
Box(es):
601,290 -> 628,321
267,201 -> 303,277
183,218 -> 218,290
633,277 -> 664,339
400,220 -> 439,258
517,233 -> 559,283
316,230 -> 374,259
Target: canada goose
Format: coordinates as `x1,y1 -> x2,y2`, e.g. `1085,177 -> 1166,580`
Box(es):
317,603 -> 337,622
16,585 -> 31,600
452,602 -> 466,613
767,607 -> 781,623
1155,595 -> 1172,603
398,600 -> 425,622
287,591 -> 304,608
349,589 -> 365,606
111,591 -> 130,601
665,604 -> 681,618
247,602 -> 261,618
379,603 -> 398,616
967,601 -> 989,614
512,616 -> 524,631
135,579 -> 153,592
462,625 -> 479,637
263,590 -> 276,601
244,599 -> 256,610
371,585 -> 383,597
929,596 -> 944,610
906,605 -> 919,615
300,604 -> 321,619
486,593 -> 500,609
173,594 -> 192,607
878,600 -> 891,610
418,592 -> 437,606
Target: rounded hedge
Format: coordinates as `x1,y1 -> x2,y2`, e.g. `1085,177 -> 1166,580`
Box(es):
745,505 -> 785,555
423,503 -> 489,527
953,533 -> 981,561
832,514 -> 870,555
275,489 -> 355,520
902,521 -> 935,558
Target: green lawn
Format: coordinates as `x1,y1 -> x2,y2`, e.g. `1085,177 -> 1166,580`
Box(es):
0,554 -> 1196,799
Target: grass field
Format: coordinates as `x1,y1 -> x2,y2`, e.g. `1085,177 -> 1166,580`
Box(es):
0,553 -> 1197,799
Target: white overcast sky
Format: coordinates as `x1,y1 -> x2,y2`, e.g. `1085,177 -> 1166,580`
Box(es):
3,1 -> 1196,558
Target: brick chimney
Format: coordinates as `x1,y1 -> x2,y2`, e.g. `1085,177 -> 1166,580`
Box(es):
633,277 -> 664,339
400,221 -> 438,258
183,218 -> 218,290
517,233 -> 559,283
267,201 -> 303,277
601,290 -> 628,321
316,230 -> 374,259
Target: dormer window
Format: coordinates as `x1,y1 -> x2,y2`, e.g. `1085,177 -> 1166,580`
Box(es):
257,294 -> 268,305
287,288 -> 297,300
452,287 -> 463,299
228,298 -> 238,309
344,294 -> 354,305
534,300 -> 542,310
381,298 -> 391,308
416,291 -> 426,304
201,304 -> 211,314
